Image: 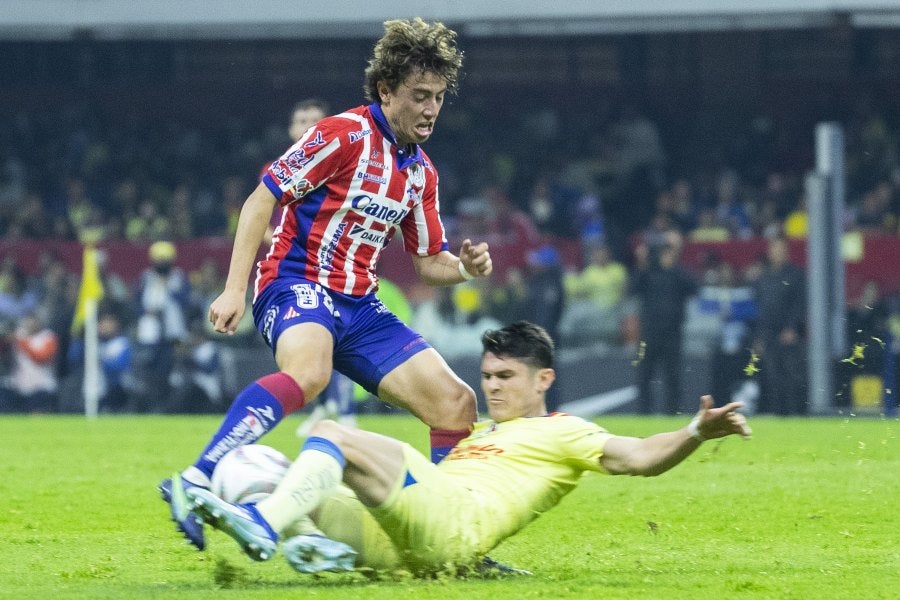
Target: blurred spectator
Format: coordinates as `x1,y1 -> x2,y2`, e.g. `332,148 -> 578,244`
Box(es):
527,174 -> 581,238
451,191 -> 490,242
188,258 -> 226,325
5,192 -> 51,240
670,178 -> 699,231
836,280 -> 889,409
0,260 -> 39,328
132,241 -> 191,412
524,244 -> 566,346
169,183 -> 196,240
751,236 -> 807,415
222,176 -> 250,238
759,171 -> 798,222
689,206 -> 731,242
1,311 -> 59,413
31,251 -> 78,381
411,285 -> 501,360
484,184 -> 541,251
95,250 -> 133,326
524,244 -> 565,410
852,181 -> 895,235
714,169 -> 753,239
637,211 -> 678,255
262,100 -> 331,244
782,194 -> 808,239
609,103 -> 666,190
66,308 -> 135,413
167,323 -> 224,414
63,177 -> 98,238
126,199 -> 172,241
486,267 -> 531,326
632,242 -> 698,414
559,243 -> 629,346
754,195 -> 786,240
695,260 -> 758,409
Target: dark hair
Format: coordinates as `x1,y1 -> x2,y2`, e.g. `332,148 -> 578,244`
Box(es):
481,321 -> 555,369
292,98 -> 330,115
363,18 -> 463,103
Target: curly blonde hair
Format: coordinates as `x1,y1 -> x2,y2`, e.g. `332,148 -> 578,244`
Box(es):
363,17 -> 464,103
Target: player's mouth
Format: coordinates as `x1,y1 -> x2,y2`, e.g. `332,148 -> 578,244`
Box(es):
415,122 -> 433,136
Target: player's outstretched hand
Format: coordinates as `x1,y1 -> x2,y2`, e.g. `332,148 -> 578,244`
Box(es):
208,289 -> 246,335
693,395 -> 752,441
459,238 -> 493,278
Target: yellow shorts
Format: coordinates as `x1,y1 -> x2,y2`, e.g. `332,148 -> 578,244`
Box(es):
368,443 -> 495,571
316,443 -> 495,572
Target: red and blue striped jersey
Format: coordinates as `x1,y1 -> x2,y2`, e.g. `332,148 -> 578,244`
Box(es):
257,103 -> 449,298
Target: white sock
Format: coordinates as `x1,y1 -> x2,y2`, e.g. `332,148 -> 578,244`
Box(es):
256,448 -> 343,533
181,466 -> 211,488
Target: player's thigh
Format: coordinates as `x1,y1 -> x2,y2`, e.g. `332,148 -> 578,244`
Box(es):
368,445 -> 486,570
309,419 -> 407,507
311,485 -> 401,570
377,348 -> 476,429
274,322 -> 334,395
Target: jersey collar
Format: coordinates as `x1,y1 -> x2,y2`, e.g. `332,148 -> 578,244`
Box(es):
368,102 -> 425,171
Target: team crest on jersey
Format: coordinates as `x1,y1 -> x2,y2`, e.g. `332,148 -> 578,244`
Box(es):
408,163 -> 426,188
290,177 -> 315,198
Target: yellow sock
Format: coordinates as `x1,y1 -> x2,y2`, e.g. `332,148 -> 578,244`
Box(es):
256,448 -> 342,533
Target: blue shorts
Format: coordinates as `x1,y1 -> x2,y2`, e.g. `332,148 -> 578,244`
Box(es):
252,277 -> 430,395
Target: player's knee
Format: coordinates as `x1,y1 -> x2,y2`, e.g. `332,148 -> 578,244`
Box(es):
307,419 -> 348,447
281,364 -> 331,400
437,382 -> 477,429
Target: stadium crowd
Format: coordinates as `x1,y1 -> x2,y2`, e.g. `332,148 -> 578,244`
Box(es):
1,66 -> 899,416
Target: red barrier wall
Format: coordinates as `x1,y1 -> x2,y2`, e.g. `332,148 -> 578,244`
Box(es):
2,235 -> 898,302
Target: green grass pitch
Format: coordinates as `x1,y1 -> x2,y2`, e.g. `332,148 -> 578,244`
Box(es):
1,413 -> 898,599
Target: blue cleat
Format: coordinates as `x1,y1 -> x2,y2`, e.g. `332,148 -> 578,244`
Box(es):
479,556 -> 532,576
282,534 -> 358,574
185,487 -> 279,561
159,474 -> 206,551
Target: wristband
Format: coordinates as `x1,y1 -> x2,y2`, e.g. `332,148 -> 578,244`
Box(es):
458,261 -> 475,281
686,418 -> 706,442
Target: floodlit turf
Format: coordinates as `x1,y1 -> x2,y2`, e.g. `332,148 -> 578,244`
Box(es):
1,412 -> 898,599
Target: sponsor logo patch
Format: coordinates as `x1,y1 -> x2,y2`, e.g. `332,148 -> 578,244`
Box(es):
348,223 -> 386,246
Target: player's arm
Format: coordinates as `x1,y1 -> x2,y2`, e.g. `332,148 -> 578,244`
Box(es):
208,182 -> 278,333
599,395 -> 751,476
411,238 -> 493,286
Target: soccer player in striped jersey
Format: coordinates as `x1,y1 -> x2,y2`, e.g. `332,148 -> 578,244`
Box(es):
184,321 -> 752,574
162,18 -> 493,549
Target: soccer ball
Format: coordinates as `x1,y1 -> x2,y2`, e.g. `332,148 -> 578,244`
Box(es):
210,444 -> 292,504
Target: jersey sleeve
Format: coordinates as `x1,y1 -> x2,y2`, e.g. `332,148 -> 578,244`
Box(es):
400,160 -> 450,256
554,416 -> 613,474
262,119 -> 345,207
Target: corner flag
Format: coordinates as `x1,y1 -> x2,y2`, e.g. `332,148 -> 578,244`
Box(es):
71,245 -> 105,335
72,245 -> 105,418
